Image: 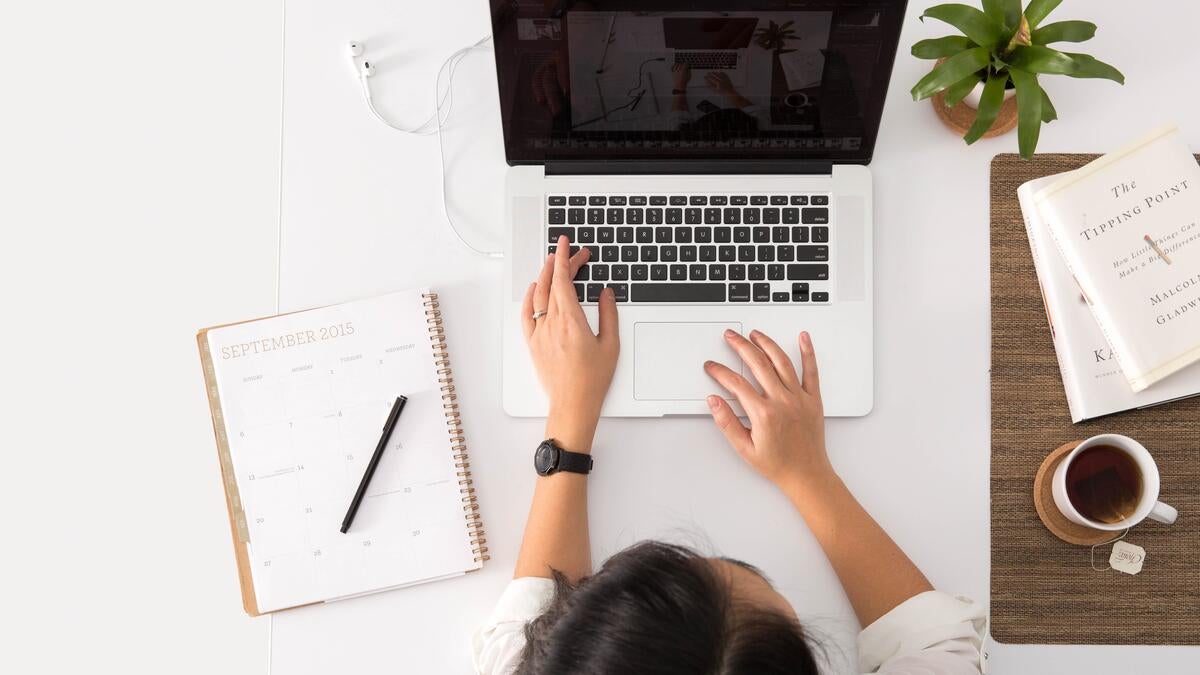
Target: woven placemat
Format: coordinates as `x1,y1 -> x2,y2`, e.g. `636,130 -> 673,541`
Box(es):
990,153 -> 1200,645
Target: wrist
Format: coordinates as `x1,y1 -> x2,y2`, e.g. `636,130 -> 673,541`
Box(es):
545,406 -> 600,454
776,464 -> 840,505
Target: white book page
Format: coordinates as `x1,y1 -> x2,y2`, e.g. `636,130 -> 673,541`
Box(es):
206,290 -> 478,613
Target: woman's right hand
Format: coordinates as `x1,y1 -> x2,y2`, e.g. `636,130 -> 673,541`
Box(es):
702,330 -> 833,490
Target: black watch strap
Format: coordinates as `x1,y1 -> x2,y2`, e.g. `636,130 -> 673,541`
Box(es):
557,448 -> 593,474
537,439 -> 593,476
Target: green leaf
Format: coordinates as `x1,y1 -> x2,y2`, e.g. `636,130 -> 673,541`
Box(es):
920,4 -> 1005,50
1032,20 -> 1096,44
912,35 -> 976,58
910,47 -> 991,100
964,73 -> 1009,144
981,0 -> 1005,24
1000,0 -> 1023,31
1040,85 -> 1057,122
1010,68 -> 1043,158
944,73 -> 982,107
1023,0 -> 1062,29
1006,45 -> 1077,74
1060,52 -> 1125,84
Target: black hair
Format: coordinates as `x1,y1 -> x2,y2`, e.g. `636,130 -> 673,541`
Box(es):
516,541 -> 822,675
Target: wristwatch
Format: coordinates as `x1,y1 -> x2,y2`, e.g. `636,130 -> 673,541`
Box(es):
671,88 -> 687,95
534,439 -> 593,476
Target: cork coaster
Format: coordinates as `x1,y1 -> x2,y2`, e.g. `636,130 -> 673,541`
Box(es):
932,88 -> 1018,138
1033,440 -> 1114,546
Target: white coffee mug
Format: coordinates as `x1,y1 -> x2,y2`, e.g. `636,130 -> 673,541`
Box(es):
1052,434 -> 1178,531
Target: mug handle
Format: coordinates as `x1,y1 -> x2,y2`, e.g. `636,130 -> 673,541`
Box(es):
1149,501 -> 1178,525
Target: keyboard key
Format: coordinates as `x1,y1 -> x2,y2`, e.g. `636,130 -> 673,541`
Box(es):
812,292 -> 830,302
655,227 -> 673,243
598,227 -> 615,243
812,195 -> 829,205
608,283 -> 629,302
578,227 -> 595,244
617,227 -> 635,243
689,196 -> 707,205
548,208 -> 566,224
750,195 -> 768,205
734,227 -> 751,243
813,227 -> 829,243
724,208 -> 741,224
744,208 -> 761,225
695,227 -> 713,243
787,264 -> 829,280
548,227 -> 574,243
621,246 -> 638,262
791,226 -> 810,243
783,208 -> 799,224
612,264 -> 629,281
752,227 -> 770,243
584,245 -> 599,260
587,283 -> 603,302
568,208 -> 585,224
636,227 -> 653,243
792,282 -> 809,302
661,245 -> 678,262
640,246 -> 658,262
703,208 -> 721,225
730,195 -> 748,205
646,208 -> 664,224
709,264 -> 727,281
685,208 -> 701,225
669,196 -> 687,206
753,283 -> 771,302
574,265 -> 589,281
714,227 -> 732,243
770,195 -> 788,205
757,245 -> 774,261
666,209 -> 683,225
669,264 -> 687,281
610,196 -> 627,206
777,245 -> 794,262
729,264 -> 746,280
771,226 -> 789,243
773,291 -> 790,302
601,246 -> 619,262
763,208 -> 780,224
630,196 -> 647,206
699,245 -> 717,262
737,245 -> 755,262
675,227 -> 693,243
796,245 -> 829,261
728,283 -> 751,302
690,264 -> 707,281
569,196 -> 586,206
768,264 -> 785,280
588,208 -> 604,225
575,283 -> 585,301
589,196 -> 606,206
632,264 -> 649,281
802,207 -> 829,224
651,264 -> 668,280
718,245 -> 736,262
649,195 -> 668,206
710,196 -> 728,206
592,265 -> 610,281
791,195 -> 808,205
632,283 -> 725,302
749,264 -> 766,281
607,208 -> 624,224
626,209 -> 644,224
680,245 -> 697,262
549,196 -> 566,206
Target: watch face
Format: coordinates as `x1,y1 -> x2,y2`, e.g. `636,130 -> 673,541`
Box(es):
534,442 -> 557,475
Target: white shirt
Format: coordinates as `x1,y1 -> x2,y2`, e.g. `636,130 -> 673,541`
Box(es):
472,578 -> 985,675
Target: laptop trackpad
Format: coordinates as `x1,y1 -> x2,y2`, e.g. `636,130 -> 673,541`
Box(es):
634,322 -> 743,401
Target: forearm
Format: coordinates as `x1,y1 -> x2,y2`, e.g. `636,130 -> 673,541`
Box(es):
512,409 -> 597,581
781,472 -> 932,627
671,93 -> 688,112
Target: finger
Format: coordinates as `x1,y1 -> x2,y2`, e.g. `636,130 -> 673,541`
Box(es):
749,330 -> 800,391
520,282 -> 537,341
533,252 -> 554,318
597,286 -> 619,344
704,359 -> 762,406
799,331 -> 821,397
548,235 -> 578,316
568,246 -> 590,278
724,329 -> 785,395
707,395 -> 753,457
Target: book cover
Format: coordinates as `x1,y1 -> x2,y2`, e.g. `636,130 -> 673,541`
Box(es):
1020,173 -> 1200,422
1035,125 -> 1200,391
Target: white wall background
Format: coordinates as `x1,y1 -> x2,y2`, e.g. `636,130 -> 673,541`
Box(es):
0,2 -> 280,673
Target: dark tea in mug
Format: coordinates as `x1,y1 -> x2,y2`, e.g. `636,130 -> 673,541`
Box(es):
1065,444 -> 1144,524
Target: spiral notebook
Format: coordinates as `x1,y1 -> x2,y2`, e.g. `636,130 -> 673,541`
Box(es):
197,289 -> 487,615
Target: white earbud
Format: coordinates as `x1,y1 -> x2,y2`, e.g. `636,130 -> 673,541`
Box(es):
347,40 -> 365,58
361,61 -> 376,78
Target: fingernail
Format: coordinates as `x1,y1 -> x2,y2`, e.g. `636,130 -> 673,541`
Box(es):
703,360 -> 714,368
801,331 -> 811,348
723,329 -> 736,338
749,329 -> 761,339
707,395 -> 720,411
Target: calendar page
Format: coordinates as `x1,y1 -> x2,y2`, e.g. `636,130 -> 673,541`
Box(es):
205,290 -> 479,612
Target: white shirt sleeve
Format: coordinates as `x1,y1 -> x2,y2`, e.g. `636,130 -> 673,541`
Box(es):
471,577 -> 555,675
857,591 -> 987,675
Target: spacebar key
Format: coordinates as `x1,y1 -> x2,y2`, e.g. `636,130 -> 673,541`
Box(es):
631,283 -> 726,302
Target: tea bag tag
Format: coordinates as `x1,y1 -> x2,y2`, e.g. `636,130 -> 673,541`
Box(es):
1109,541 -> 1146,575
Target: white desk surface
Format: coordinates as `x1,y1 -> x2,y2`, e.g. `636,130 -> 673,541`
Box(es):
271,1 -> 1200,673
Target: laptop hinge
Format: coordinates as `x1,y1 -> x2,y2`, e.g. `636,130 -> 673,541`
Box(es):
543,160 -> 834,177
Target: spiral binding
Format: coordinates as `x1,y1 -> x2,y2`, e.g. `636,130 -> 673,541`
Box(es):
423,293 -> 489,563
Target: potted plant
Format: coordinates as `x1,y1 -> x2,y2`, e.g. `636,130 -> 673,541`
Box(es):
910,0 -> 1124,158
754,20 -> 798,51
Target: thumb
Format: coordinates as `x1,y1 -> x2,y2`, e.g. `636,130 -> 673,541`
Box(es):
597,287 -> 619,344
707,395 -> 752,459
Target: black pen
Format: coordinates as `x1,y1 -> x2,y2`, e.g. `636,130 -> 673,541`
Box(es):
340,395 -> 407,533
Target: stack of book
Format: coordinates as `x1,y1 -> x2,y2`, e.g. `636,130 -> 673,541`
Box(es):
1018,124 -> 1200,423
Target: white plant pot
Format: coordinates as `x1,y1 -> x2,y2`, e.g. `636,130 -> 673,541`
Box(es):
963,79 -> 1016,109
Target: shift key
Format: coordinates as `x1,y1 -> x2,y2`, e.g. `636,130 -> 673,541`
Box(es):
787,264 -> 829,281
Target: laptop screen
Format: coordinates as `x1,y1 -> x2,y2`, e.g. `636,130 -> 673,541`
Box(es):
487,1 -> 906,166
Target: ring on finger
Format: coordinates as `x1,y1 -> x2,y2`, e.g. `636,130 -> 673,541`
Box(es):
532,309 -> 548,320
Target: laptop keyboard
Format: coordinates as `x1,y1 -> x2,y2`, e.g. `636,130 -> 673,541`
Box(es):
545,194 -> 832,304
673,51 -> 739,70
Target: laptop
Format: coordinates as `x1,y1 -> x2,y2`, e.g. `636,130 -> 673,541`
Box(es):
491,2 -> 907,417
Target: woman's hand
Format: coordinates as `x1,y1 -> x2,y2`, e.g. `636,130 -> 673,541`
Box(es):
704,71 -> 736,96
672,63 -> 692,89
521,235 -> 619,452
703,330 -> 832,490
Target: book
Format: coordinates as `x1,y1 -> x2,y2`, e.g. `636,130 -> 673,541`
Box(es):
1020,173 -> 1200,422
197,289 -> 487,615
1035,124 -> 1200,392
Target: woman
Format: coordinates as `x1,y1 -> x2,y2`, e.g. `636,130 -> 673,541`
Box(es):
473,238 -> 985,674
